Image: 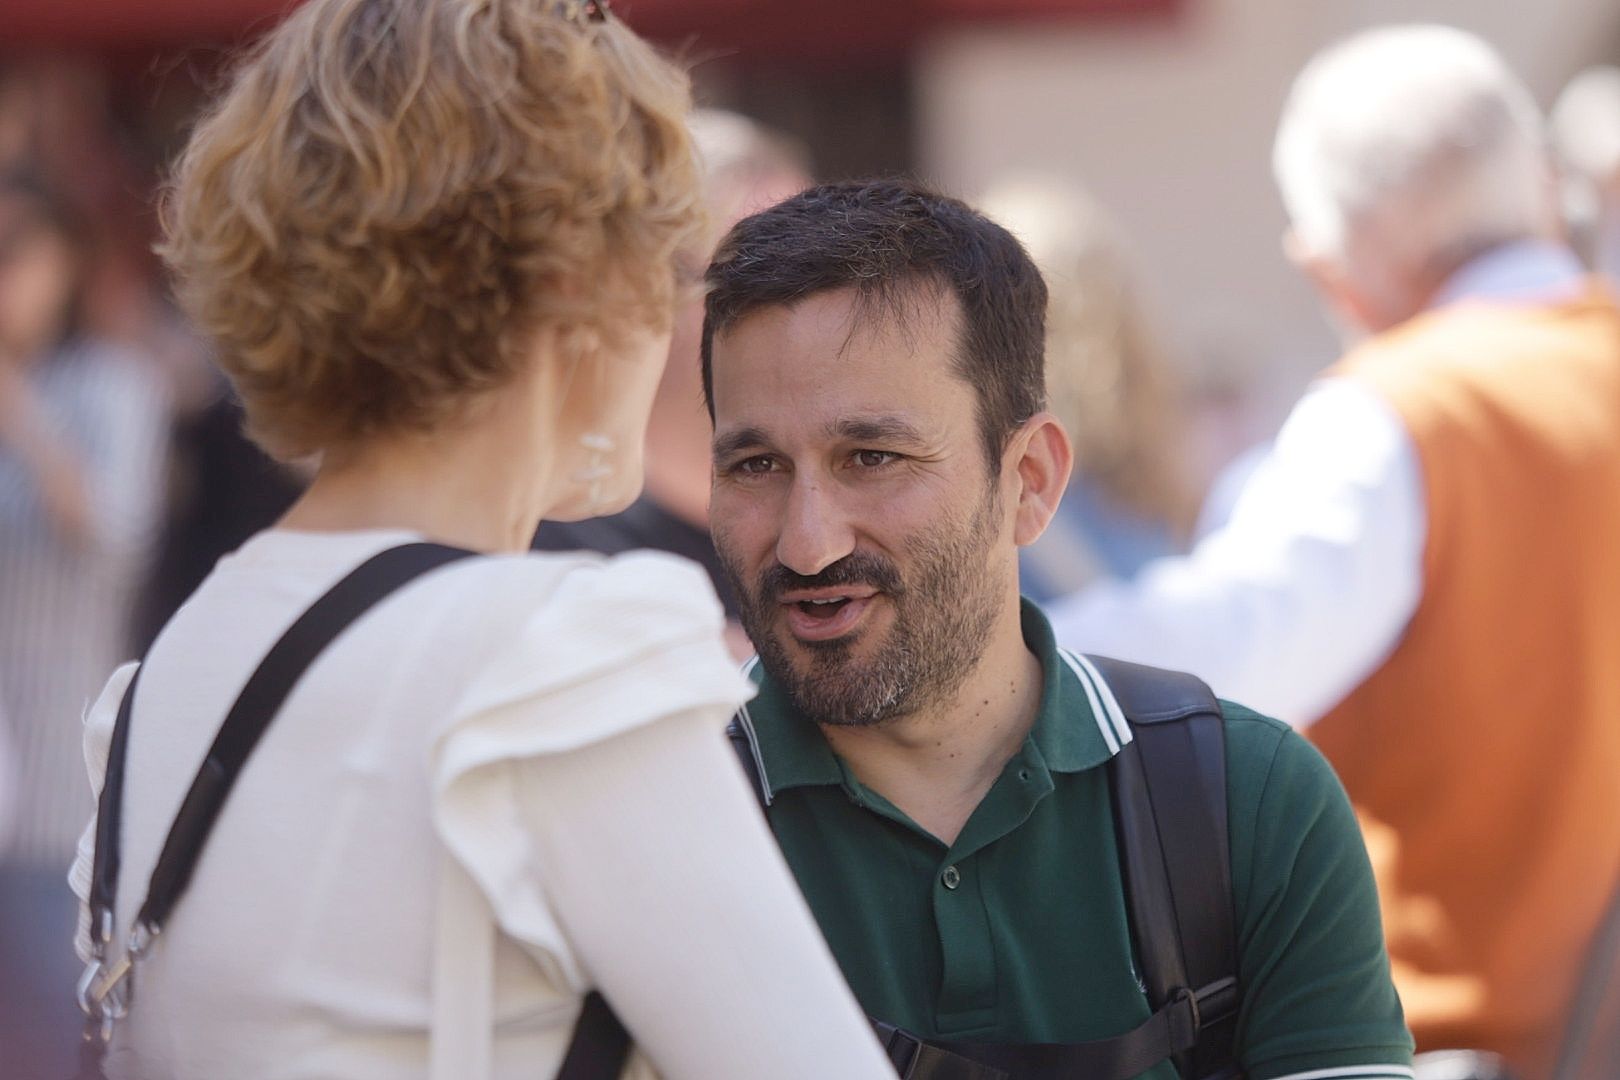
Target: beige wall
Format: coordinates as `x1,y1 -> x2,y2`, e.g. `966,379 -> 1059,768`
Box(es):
917,0 -> 1620,427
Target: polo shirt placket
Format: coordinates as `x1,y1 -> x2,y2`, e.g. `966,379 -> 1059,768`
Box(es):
830,740 -> 1061,1035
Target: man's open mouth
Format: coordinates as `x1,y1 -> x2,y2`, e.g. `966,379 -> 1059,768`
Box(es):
796,597 -> 852,617
779,588 -> 880,642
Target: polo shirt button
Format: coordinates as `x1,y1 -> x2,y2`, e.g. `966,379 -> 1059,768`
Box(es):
941,865 -> 961,890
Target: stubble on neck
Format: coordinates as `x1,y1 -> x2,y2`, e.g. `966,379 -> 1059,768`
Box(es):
820,590 -> 1042,845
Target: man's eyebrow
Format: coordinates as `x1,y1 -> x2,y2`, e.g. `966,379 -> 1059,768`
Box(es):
712,426 -> 771,461
829,415 -> 927,445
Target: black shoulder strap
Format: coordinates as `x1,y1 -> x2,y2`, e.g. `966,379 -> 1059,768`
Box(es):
1090,654 -> 1240,1080
88,541 -> 635,1079
90,542 -> 475,942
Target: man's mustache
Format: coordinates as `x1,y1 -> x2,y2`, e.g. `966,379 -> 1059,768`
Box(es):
760,553 -> 904,601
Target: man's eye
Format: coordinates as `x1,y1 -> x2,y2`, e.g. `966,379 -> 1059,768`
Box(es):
853,450 -> 898,469
734,456 -> 777,475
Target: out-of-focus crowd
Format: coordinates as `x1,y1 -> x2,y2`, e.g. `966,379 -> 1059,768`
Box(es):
0,58 -> 306,1072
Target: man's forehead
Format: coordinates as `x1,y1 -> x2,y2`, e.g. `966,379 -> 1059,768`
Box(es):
718,281 -> 958,355
712,296 -> 965,440
713,412 -> 933,457
710,285 -> 966,405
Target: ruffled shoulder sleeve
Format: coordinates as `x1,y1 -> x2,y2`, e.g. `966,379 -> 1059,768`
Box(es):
428,551 -> 756,982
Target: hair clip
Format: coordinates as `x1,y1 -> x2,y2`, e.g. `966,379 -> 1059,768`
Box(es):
561,0 -> 611,25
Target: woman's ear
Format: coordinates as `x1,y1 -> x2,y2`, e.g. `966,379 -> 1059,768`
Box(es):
1009,413 -> 1074,547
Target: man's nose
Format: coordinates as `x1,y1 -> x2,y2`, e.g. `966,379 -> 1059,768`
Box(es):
775,476 -> 855,577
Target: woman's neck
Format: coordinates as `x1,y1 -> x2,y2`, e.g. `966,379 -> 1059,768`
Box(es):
280,387 -> 560,554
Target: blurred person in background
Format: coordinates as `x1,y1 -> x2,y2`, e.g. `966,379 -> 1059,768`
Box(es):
979,178 -> 1197,602
0,170 -> 168,1078
1551,65 -> 1620,283
0,58 -> 302,661
132,372 -> 308,653
534,107 -> 810,637
67,1 -> 893,1077
1048,25 -> 1620,1076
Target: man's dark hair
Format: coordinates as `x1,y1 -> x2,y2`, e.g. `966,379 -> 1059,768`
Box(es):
701,178 -> 1048,469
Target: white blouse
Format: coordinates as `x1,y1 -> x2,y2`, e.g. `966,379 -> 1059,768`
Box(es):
70,529 -> 891,1079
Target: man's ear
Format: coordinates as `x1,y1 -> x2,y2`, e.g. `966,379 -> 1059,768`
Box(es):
1008,413 -> 1073,547
1284,228 -> 1382,338
1284,228 -> 1348,305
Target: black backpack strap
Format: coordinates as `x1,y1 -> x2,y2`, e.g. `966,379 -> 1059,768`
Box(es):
1090,654 -> 1240,1080
873,997 -> 1208,1079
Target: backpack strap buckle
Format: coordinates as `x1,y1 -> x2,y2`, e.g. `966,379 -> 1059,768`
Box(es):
1194,976 -> 1240,1027
1164,976 -> 1244,1058
873,1020 -> 922,1075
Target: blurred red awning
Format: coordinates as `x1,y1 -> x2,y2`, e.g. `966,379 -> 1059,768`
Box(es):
0,0 -> 1180,56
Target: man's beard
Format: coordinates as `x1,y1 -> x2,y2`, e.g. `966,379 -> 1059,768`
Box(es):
720,493 -> 1004,728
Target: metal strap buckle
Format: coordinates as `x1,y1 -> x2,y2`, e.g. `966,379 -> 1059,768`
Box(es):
76,921 -> 156,1047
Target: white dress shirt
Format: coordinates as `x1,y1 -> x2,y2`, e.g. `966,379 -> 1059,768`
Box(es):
1046,242 -> 1588,728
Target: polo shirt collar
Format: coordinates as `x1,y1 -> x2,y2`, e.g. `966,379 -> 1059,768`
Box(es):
740,599 -> 1128,802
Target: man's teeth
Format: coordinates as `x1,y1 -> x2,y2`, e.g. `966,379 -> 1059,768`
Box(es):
809,598 -> 844,605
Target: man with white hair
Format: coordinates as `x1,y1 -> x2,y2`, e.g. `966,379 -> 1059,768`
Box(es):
1049,25 -> 1620,1076
1552,65 -> 1620,282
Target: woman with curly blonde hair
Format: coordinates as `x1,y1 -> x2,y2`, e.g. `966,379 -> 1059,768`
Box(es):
66,2 -> 892,1077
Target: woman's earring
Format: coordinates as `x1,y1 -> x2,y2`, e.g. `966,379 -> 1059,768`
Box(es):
574,432 -> 617,513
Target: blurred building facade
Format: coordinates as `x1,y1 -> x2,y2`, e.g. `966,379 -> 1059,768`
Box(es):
6,0 -> 1618,478
918,0 -> 1620,415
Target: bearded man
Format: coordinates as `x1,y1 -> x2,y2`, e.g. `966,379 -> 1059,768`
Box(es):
701,178 -> 1413,1080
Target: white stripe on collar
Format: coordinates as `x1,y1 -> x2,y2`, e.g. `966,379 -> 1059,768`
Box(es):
1057,648 -> 1134,757
735,655 -> 773,806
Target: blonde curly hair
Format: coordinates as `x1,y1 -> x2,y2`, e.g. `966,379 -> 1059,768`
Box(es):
160,0 -> 704,459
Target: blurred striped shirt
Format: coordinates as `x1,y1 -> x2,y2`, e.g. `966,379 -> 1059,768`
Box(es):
0,342 -> 168,871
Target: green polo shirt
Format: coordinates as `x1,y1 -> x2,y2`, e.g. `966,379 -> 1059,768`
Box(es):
742,601 -> 1413,1080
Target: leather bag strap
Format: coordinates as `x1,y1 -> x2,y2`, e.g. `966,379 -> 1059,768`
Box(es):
1090,654 -> 1240,1079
